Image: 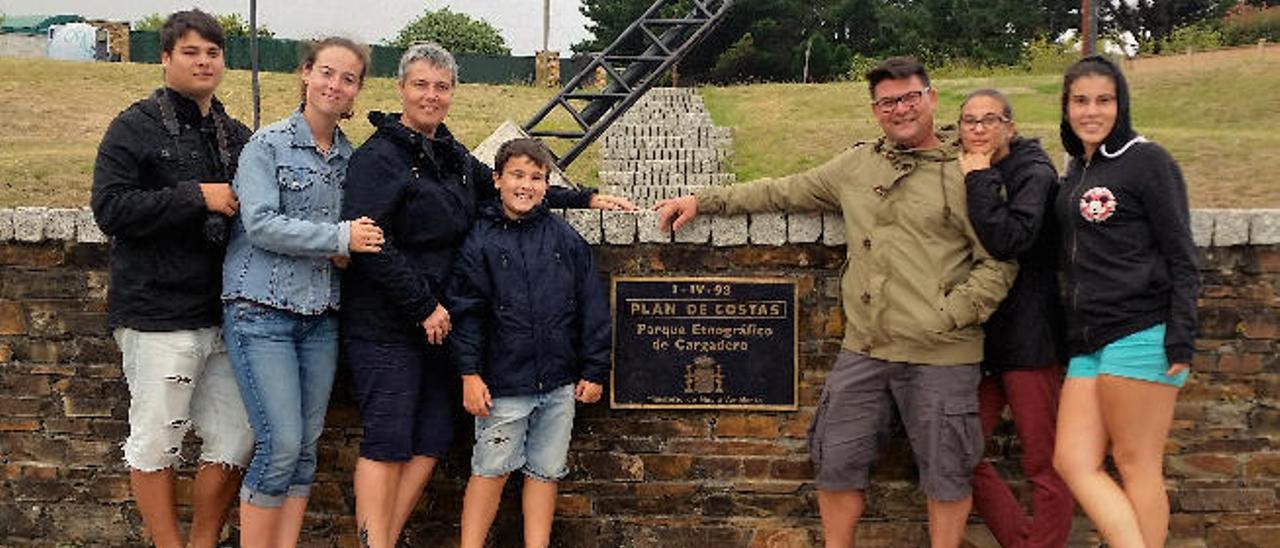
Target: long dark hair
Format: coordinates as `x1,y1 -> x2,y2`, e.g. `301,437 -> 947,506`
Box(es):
298,37 -> 371,120
1060,55 -> 1136,158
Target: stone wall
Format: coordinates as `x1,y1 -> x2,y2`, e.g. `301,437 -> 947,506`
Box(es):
0,34 -> 48,59
0,206 -> 1277,547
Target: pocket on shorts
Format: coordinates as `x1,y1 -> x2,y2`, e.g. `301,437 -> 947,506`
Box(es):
939,397 -> 982,475
807,389 -> 832,465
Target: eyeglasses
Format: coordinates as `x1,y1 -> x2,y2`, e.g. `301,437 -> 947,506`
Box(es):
959,113 -> 1010,130
871,86 -> 930,113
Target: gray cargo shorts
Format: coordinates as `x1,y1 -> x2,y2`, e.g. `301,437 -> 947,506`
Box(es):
807,351 -> 982,501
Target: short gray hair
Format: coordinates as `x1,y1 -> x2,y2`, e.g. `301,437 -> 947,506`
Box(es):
398,42 -> 457,85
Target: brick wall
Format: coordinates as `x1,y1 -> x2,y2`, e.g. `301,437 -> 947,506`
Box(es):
1,207 -> 1277,547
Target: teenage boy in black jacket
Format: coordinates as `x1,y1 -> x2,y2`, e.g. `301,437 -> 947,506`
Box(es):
448,139 -> 610,548
90,10 -> 252,548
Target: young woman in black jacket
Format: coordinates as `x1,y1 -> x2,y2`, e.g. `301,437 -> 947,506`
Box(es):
340,43 -> 633,548
1050,56 -> 1199,548
959,89 -> 1073,548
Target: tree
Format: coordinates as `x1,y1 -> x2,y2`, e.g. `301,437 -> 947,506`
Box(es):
215,13 -> 275,38
133,11 -> 274,37
133,13 -> 166,32
389,8 -> 509,54
574,0 -> 654,53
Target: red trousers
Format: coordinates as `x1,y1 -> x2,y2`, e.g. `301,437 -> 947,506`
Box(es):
972,366 -> 1074,548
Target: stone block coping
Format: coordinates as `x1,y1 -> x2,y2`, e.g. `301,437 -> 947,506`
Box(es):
10,207 -> 1278,248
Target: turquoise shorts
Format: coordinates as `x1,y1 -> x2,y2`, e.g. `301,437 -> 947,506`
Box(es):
1066,324 -> 1188,388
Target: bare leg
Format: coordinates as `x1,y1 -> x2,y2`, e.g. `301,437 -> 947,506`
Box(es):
460,475 -> 510,548
275,496 -> 309,548
130,468 -> 183,548
926,496 -> 972,548
1052,378 -> 1144,548
1099,375 -> 1178,548
188,463 -> 244,548
390,456 -> 438,543
237,501 -> 281,548
817,489 -> 864,548
522,477 -> 558,548
355,458 -> 400,548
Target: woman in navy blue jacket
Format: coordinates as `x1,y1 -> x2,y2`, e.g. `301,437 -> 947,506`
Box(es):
340,43 -> 632,548
1051,56 -> 1199,548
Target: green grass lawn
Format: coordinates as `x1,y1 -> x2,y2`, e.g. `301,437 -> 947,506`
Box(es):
702,47 -> 1280,208
2,47 -> 1278,208
0,56 -> 598,208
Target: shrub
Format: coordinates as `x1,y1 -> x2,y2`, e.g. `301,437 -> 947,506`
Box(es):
1221,4 -> 1280,46
1159,22 -> 1224,54
1021,36 -> 1076,75
844,53 -> 878,82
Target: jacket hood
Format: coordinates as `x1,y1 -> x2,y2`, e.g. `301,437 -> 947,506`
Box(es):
366,111 -> 467,171
479,198 -> 550,226
367,111 -> 459,147
998,136 -> 1055,174
869,126 -> 961,171
1060,55 -> 1137,159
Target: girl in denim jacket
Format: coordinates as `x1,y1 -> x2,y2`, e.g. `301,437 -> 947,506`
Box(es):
221,37 -> 382,547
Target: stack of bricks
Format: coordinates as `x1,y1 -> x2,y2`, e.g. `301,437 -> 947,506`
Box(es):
598,88 -> 737,208
0,204 -> 1277,547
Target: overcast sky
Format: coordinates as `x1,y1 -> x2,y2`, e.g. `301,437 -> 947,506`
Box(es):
0,0 -> 593,54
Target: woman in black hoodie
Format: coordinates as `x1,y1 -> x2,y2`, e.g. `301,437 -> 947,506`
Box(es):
960,89 -> 1073,548
340,43 -> 633,547
1050,56 -> 1199,548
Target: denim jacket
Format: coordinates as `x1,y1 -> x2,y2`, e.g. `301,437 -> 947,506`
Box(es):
222,110 -> 353,315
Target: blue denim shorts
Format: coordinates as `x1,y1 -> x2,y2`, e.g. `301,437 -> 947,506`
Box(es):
346,338 -> 457,462
471,383 -> 576,482
1067,324 -> 1188,388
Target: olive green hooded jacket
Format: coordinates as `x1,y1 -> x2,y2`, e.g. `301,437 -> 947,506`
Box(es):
696,132 -> 1017,365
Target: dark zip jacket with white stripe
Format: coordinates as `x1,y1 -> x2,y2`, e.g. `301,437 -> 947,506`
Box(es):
1055,137 -> 1199,364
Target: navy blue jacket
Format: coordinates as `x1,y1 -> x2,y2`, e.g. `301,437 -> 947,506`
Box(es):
447,201 -> 611,397
341,112 -> 596,342
965,137 -> 1066,371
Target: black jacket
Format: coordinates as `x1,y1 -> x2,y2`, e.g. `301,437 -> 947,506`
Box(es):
965,137 -> 1066,371
91,88 -> 251,331
340,112 -> 596,342
1056,138 -> 1199,364
447,202 -> 611,398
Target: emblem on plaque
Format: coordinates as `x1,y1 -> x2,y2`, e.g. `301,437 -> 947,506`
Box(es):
683,355 -> 725,394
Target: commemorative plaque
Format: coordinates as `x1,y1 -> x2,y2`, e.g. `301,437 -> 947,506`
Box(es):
611,277 -> 797,410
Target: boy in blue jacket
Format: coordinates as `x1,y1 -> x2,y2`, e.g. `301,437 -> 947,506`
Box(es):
449,138 -> 611,548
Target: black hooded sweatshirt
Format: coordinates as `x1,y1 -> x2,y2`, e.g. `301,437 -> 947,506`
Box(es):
1054,56 -> 1199,364
965,137 -> 1066,371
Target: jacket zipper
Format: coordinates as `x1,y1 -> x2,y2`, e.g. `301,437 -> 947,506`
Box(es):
1069,160 -> 1090,347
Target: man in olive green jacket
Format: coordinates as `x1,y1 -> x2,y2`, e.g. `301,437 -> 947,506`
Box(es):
656,57 -> 1017,548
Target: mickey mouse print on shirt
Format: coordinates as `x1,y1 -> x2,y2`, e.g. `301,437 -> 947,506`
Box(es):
1079,186 -> 1118,223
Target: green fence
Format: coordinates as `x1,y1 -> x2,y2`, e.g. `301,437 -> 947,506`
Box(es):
129,31 -> 574,85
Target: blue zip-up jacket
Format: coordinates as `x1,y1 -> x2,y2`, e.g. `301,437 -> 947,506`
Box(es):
447,201 -> 611,397
341,112 -> 597,342
222,110 -> 353,314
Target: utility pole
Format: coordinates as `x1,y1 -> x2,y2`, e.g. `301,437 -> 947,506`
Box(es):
1081,0 -> 1098,56
543,0 -> 551,52
249,0 -> 260,129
